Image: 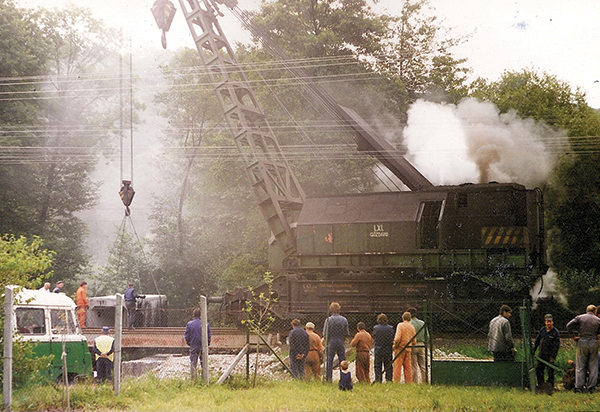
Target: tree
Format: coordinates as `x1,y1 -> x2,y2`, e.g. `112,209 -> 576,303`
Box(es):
241,271 -> 277,386
0,234 -> 54,287
0,4 -> 126,284
374,0 -> 470,103
251,0 -> 388,59
150,49 -> 268,307
0,234 -> 55,387
94,226 -> 156,296
469,69 -> 600,308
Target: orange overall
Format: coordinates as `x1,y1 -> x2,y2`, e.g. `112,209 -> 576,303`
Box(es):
351,329 -> 373,383
305,330 -> 324,379
393,321 -> 416,383
76,285 -> 88,328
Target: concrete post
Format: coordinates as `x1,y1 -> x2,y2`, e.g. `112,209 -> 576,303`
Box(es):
114,293 -> 124,395
3,285 -> 14,412
200,295 -> 209,384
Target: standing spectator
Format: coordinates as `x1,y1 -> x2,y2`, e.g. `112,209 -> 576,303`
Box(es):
124,283 -> 145,329
76,281 -> 88,329
53,281 -> 64,293
39,282 -> 51,292
566,304 -> 600,393
338,360 -> 353,391
304,322 -> 324,380
184,307 -> 211,379
288,318 -> 310,379
393,311 -> 416,383
93,326 -> 115,383
323,302 -> 349,382
407,307 -> 429,383
373,313 -> 394,383
533,313 -> 560,389
488,304 -> 515,362
350,322 -> 372,383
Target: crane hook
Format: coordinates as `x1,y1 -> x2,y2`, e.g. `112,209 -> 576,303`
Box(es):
119,180 -> 135,216
151,0 -> 177,49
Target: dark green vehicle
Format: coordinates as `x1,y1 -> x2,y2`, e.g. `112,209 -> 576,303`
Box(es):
14,288 -> 93,383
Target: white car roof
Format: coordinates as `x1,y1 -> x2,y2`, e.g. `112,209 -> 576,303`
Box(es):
15,288 -> 76,309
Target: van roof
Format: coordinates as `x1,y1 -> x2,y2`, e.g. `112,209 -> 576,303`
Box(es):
15,288 -> 76,309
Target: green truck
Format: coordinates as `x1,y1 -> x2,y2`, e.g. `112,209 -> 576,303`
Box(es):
13,288 -> 93,383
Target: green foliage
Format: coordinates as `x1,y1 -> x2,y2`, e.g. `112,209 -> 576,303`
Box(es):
252,0 -> 388,59
241,271 -> 277,386
94,227 -> 153,296
0,234 -> 54,286
0,234 -> 55,387
8,337 -> 54,388
149,49 -> 270,307
242,271 -> 277,335
375,0 -> 470,103
0,3 -> 127,283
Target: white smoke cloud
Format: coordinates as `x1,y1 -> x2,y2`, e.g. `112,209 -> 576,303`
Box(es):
403,98 -> 567,187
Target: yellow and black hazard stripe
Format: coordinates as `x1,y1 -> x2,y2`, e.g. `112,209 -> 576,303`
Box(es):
481,226 -> 529,247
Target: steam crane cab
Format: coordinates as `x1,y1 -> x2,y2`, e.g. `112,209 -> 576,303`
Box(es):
286,182 -> 544,274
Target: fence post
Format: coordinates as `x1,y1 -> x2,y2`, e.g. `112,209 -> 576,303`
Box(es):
519,302 -> 536,391
200,295 -> 209,384
3,285 -> 14,412
114,293 -> 124,395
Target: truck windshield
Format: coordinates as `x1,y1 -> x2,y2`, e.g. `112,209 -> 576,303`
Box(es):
51,309 -> 77,334
16,308 -> 46,335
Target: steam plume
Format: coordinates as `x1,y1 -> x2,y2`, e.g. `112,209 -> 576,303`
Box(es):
403,98 -> 567,187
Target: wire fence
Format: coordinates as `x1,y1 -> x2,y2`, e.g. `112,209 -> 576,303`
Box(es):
4,290 -> 574,409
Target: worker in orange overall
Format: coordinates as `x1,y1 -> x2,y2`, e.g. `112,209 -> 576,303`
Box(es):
304,322 -> 324,380
393,311 -> 416,383
76,281 -> 88,328
351,321 -> 373,383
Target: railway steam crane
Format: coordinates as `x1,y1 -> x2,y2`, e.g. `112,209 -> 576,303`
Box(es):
153,0 -> 548,324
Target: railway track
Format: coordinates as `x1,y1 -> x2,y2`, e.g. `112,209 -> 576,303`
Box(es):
83,327 -> 277,351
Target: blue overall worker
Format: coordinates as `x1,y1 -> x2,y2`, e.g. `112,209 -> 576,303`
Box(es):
124,283 -> 145,329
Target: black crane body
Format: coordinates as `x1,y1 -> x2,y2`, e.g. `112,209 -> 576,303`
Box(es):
156,0 -> 548,325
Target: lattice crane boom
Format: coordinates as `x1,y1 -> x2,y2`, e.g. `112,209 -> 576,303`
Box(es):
173,0 -> 306,264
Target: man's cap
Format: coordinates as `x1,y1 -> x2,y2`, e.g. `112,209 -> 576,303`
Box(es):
102,326 -> 110,333
544,314 -> 553,321
305,322 -> 315,329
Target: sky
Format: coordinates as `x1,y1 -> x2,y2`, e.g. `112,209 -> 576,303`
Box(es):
15,0 -> 600,107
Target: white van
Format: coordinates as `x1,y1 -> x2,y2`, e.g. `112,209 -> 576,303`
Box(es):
13,288 -> 93,382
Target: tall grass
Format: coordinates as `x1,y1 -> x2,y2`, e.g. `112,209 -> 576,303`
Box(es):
9,373 -> 600,411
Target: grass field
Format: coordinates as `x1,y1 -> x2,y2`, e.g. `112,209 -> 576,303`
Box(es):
9,375 -> 600,412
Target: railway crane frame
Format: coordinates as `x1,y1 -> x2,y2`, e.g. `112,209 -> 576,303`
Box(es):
153,0 -> 548,325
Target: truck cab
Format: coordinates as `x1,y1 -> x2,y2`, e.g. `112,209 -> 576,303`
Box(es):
13,288 -> 93,383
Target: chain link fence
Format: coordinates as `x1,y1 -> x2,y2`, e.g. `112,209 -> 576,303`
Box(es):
4,286 -> 576,410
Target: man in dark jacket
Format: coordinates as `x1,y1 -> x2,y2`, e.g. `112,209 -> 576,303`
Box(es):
323,302 -> 349,382
372,313 -> 394,383
533,314 -> 560,387
567,305 -> 600,393
184,307 -> 211,378
488,304 -> 515,362
124,283 -> 145,329
288,318 -> 310,379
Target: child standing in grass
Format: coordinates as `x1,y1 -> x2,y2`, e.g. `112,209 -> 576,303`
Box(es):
338,360 -> 353,391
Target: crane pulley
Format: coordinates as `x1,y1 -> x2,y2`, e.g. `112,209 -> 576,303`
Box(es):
119,180 -> 135,216
151,0 -> 177,49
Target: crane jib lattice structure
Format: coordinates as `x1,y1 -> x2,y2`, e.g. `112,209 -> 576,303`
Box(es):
177,0 -> 305,264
